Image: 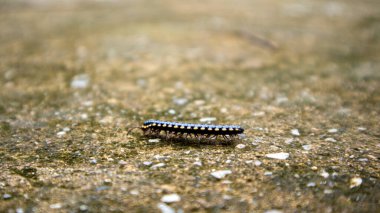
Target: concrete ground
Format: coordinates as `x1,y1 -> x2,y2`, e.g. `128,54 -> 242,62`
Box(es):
0,0 -> 379,212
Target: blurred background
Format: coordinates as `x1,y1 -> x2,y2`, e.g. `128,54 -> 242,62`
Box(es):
0,0 -> 379,212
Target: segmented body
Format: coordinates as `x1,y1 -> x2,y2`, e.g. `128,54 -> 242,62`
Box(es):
141,119 -> 244,141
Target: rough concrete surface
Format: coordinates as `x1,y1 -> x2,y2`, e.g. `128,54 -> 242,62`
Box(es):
0,0 -> 379,212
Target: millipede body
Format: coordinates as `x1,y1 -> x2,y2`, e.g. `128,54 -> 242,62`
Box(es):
141,119 -> 244,141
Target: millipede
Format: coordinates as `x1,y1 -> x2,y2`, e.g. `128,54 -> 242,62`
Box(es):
131,119 -> 245,142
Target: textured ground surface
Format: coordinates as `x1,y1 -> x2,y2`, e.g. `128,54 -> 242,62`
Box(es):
0,0 -> 379,212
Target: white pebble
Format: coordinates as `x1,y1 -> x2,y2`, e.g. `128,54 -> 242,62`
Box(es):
50,203 -> 62,209
143,161 -> 152,166
357,127 -> 366,131
264,171 -> 273,176
245,160 -> 253,164
63,127 -> 70,132
157,203 -> 175,213
148,138 -> 161,143
264,209 -> 283,213
79,205 -> 88,211
254,160 -> 262,166
168,109 -> 176,115
193,161 -> 202,167
80,113 -> 88,120
350,177 -> 363,188
118,160 -> 127,165
223,195 -> 232,200
130,190 -> 139,195
328,128 -> 338,133
235,144 -> 246,149
324,189 -> 333,194
71,74 -> 90,89
284,138 -> 294,144
225,159 -> 232,164
302,144 -> 312,151
311,166 -> 318,170
320,170 -> 329,178
89,159 -> 97,164
211,170 -> 232,179
325,138 -> 336,142
291,129 -> 300,136
173,98 -> 188,106
199,117 -> 216,122
151,163 -> 165,169
161,194 -> 181,203
3,194 -> 11,199
307,182 -> 316,187
265,152 -> 289,160
16,208 -> 24,213
56,131 -> 66,137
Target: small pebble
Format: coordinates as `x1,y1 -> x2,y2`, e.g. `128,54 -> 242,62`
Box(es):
130,190 -> 139,195
211,170 -> 232,179
225,159 -> 232,164
157,203 -> 175,213
235,144 -> 246,149
357,127 -> 366,131
199,117 -> 216,122
265,152 -> 290,160
328,128 -> 338,133
193,161 -> 202,167
264,210 -> 283,213
56,131 -> 66,137
173,98 -> 188,106
71,74 -> 90,89
320,170 -> 329,178
245,160 -> 253,164
350,177 -> 362,188
103,179 -> 112,185
264,171 -> 273,176
50,203 -> 62,209
254,160 -> 262,166
311,166 -> 318,170
143,161 -> 152,166
3,193 -> 11,199
284,138 -> 294,144
325,138 -> 336,142
80,113 -> 89,120
118,160 -> 127,165
302,144 -> 312,151
324,189 -> 333,194
151,163 -> 166,169
16,208 -> 24,213
168,109 -> 176,115
161,194 -> 181,203
291,129 -> 300,136
89,159 -> 97,164
148,138 -> 161,143
307,182 -> 316,187
79,205 -> 88,211
222,195 -> 232,200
